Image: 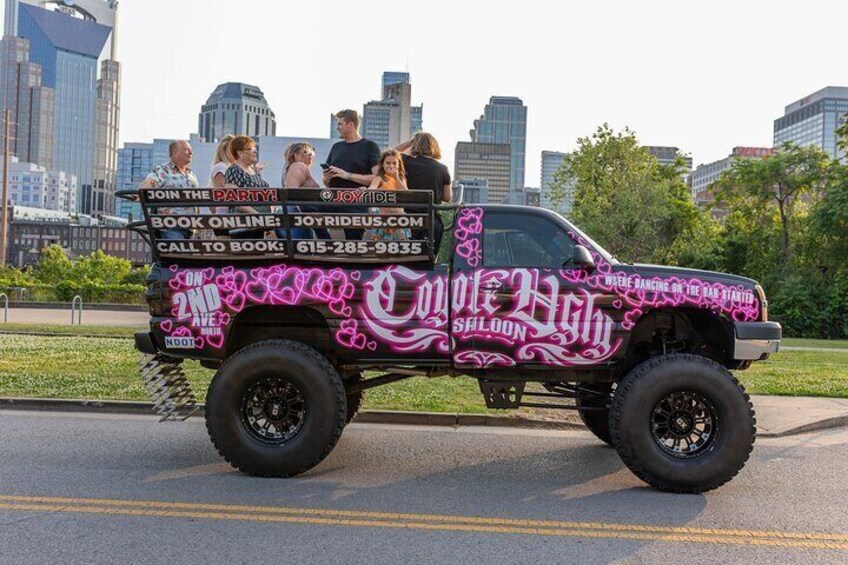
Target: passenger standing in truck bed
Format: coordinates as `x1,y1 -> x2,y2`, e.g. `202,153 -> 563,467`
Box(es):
280,142 -> 318,241
394,133 -> 452,254
364,150 -> 411,241
323,109 -> 380,241
224,135 -> 271,240
138,140 -> 199,240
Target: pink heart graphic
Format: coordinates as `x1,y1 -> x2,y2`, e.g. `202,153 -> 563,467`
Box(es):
172,326 -> 192,337
246,281 -> 268,303
206,333 -> 225,349
159,319 -> 173,333
224,292 -> 246,312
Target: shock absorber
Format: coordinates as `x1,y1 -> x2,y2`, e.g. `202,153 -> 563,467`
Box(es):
139,353 -> 199,421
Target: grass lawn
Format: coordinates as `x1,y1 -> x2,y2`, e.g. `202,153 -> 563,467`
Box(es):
0,334 -> 488,412
1,334 -> 847,411
782,338 -> 848,349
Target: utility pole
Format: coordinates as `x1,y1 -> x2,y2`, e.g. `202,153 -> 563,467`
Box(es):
0,108 -> 9,266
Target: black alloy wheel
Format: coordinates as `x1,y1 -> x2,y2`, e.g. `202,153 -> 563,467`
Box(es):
240,377 -> 306,445
650,391 -> 717,458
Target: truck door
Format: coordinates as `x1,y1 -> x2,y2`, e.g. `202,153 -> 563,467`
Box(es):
451,209 -> 623,369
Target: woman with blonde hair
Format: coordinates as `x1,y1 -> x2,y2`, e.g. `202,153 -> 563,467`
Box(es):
210,134 -> 235,189
393,132 -> 452,253
278,142 -> 318,240
209,135 -> 235,227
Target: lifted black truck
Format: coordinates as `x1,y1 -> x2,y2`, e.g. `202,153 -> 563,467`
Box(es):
121,185 -> 781,493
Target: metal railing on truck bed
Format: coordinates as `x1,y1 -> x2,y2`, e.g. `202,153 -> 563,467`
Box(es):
116,187 -> 461,264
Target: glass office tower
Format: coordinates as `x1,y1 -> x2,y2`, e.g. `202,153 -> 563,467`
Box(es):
16,3 -> 112,213
470,96 -> 527,192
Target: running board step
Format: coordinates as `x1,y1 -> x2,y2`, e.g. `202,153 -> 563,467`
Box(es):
478,380 -> 610,411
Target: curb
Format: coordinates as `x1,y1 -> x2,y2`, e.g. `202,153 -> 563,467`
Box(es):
0,331 -> 134,340
5,302 -> 146,312
0,397 -> 584,430
757,415 -> 848,438
1,397 -> 846,437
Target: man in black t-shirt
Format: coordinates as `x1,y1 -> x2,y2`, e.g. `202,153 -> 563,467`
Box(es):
323,109 -> 381,240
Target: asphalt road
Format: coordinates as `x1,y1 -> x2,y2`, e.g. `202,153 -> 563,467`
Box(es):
0,410 -> 846,564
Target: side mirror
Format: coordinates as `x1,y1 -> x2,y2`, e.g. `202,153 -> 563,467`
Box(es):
570,245 -> 596,271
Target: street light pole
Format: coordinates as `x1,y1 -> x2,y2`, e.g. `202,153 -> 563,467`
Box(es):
0,108 -> 9,266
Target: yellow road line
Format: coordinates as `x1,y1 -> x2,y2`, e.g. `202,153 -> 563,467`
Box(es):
0,494 -> 845,543
0,496 -> 845,550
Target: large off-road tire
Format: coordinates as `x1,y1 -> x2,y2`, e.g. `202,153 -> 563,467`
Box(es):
576,382 -> 614,446
609,353 -> 755,493
205,339 -> 346,477
345,372 -> 364,425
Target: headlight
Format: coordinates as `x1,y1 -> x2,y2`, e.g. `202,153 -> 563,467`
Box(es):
754,284 -> 768,321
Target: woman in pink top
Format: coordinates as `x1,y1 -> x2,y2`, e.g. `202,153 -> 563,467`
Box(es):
279,142 -> 319,240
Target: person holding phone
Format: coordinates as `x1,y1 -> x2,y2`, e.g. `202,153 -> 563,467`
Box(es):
323,109 -> 380,240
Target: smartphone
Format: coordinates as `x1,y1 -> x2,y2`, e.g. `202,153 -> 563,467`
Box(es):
320,163 -> 330,170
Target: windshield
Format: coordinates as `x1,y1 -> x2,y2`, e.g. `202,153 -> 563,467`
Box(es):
559,218 -> 620,265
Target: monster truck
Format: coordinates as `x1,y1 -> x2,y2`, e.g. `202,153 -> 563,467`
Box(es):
120,185 -> 780,493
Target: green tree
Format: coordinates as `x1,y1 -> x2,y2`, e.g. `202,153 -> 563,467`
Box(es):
121,266 -> 151,286
35,244 -> 73,285
71,250 -> 132,285
550,124 -> 706,264
837,120 -> 848,153
712,144 -> 829,262
0,265 -> 37,288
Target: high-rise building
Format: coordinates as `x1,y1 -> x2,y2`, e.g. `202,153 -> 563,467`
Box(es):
4,0 -> 120,216
645,146 -> 693,171
470,96 -> 527,192
689,146 -> 774,205
92,58 -> 120,219
198,82 -> 276,142
381,71 -> 409,94
0,35 -> 54,168
455,178 -> 489,205
454,142 -> 512,203
774,87 -> 848,161
503,186 -> 540,207
361,72 -> 423,149
329,113 -> 340,139
539,150 -> 572,216
115,142 -> 153,220
6,1 -> 119,57
2,156 -> 76,212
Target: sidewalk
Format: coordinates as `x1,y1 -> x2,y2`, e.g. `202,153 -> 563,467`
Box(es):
2,308 -> 148,327
2,394 -> 846,438
750,395 -> 848,436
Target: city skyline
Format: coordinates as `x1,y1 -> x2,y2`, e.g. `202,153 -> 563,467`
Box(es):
0,0 -> 120,216
2,1 -> 846,190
